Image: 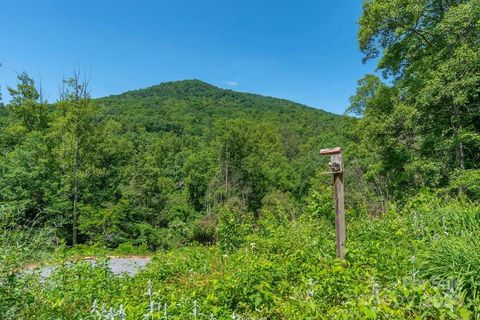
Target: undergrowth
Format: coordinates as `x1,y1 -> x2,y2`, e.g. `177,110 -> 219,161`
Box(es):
1,194 -> 479,319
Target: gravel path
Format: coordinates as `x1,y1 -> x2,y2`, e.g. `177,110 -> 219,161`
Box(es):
27,256 -> 151,279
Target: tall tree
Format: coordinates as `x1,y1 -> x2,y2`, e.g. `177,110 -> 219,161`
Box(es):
352,0 -> 480,196
217,119 -> 294,213
7,72 -> 47,131
0,73 -> 54,223
50,73 -> 99,245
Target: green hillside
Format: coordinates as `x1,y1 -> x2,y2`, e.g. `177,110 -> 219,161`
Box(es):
98,79 -> 346,142
0,78 -> 353,249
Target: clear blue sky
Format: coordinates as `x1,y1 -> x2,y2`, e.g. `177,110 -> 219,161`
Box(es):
0,0 -> 374,114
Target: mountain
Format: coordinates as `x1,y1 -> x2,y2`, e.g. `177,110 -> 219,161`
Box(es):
0,77 -> 354,250
97,80 -> 348,140
101,79 -> 329,113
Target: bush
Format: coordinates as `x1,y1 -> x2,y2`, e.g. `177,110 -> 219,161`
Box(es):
217,202 -> 252,253
304,184 -> 334,220
259,190 -> 297,225
449,169 -> 480,200
115,242 -> 149,255
192,214 -> 217,244
130,223 -> 176,250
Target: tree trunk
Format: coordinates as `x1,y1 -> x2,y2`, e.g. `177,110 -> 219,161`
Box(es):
72,182 -> 78,245
72,139 -> 80,246
453,105 -> 465,170
453,104 -> 466,194
456,141 -> 465,170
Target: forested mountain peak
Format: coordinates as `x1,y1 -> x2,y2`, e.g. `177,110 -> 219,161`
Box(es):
100,79 -> 335,117
95,78 -> 348,145
107,79 -> 218,99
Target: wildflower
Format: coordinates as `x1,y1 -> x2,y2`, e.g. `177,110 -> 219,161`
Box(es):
163,302 -> 168,319
193,299 -> 198,319
146,279 -> 153,298
307,278 -> 315,297
150,300 -> 155,314
117,305 -> 127,320
91,299 -> 99,316
108,307 -> 115,320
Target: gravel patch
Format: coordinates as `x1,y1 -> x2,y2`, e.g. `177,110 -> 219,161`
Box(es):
26,256 -> 151,280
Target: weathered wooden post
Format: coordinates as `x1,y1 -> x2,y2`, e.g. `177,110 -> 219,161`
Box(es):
320,147 -> 345,259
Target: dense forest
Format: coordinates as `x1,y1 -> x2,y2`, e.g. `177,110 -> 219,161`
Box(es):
1,0 -> 479,319
0,76 -> 351,249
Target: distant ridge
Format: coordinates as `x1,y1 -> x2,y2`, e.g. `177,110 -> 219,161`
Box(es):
101,79 -> 334,115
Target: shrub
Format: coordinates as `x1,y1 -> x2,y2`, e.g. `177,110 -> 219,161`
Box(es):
192,214 -> 217,244
115,242 -> 149,255
449,169 -> 480,200
217,202 -> 252,253
259,190 -> 297,225
304,184 -> 334,220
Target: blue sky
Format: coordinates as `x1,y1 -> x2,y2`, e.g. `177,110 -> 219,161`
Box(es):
0,0 -> 375,114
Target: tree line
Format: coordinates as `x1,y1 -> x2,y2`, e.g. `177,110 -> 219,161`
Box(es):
0,75 -> 350,249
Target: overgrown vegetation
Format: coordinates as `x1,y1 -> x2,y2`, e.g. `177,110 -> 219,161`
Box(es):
1,0 -> 479,319
2,194 -> 479,319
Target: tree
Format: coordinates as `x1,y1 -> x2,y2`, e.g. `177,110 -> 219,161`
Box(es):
0,131 -> 54,223
0,73 -> 55,225
7,72 -> 47,131
50,73 -> 99,245
184,149 -> 215,212
217,119 -> 294,213
352,0 -> 480,197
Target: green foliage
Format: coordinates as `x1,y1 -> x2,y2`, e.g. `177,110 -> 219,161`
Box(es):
259,190 -> 297,225
0,215 -> 56,278
192,214 -> 217,244
217,202 -> 252,253
418,235 -> 480,308
78,203 -> 127,246
0,74 -> 349,248
351,0 -> 480,201
402,193 -> 480,310
305,185 -> 334,220
7,72 -> 47,131
449,169 -> 480,200
2,195 -> 478,319
2,0 -> 480,313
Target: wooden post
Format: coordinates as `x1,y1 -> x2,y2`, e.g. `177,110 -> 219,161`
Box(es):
320,147 -> 345,259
